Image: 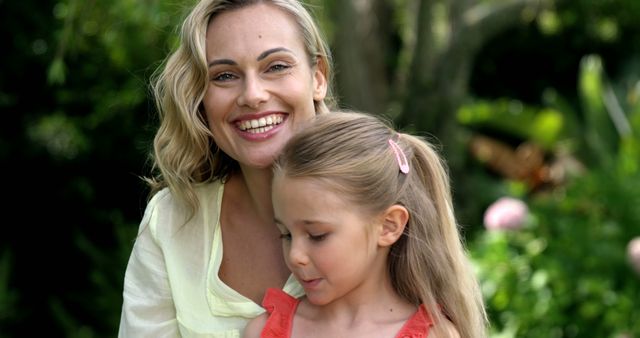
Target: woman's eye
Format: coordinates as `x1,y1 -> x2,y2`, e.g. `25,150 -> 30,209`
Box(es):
279,232 -> 292,241
212,72 -> 236,82
268,63 -> 290,73
308,233 -> 327,242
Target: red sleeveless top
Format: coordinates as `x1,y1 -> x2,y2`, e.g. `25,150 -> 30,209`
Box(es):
260,288 -> 434,338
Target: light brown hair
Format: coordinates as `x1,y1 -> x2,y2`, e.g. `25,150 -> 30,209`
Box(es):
274,110 -> 488,338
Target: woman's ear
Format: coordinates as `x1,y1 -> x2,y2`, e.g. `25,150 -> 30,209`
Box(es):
312,56 -> 328,101
378,204 -> 409,247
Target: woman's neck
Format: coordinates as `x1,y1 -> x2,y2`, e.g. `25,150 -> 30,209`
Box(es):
233,165 -> 275,222
218,165 -> 290,303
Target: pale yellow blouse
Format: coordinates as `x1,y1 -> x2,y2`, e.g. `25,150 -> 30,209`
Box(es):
118,181 -> 303,337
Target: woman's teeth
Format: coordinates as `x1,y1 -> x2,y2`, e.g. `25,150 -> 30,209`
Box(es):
237,114 -> 284,133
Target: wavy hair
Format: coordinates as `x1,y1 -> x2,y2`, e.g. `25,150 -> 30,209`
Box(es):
146,0 -> 335,214
274,111 -> 488,338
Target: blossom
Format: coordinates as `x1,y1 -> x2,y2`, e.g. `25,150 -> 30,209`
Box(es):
483,197 -> 529,231
627,237 -> 640,276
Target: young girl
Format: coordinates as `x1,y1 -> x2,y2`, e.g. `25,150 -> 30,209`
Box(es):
243,111 -> 488,338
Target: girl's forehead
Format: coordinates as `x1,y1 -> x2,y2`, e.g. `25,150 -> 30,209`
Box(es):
273,175 -> 377,222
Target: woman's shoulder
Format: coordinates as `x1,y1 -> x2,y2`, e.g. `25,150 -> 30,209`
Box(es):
147,186 -> 173,208
146,180 -> 223,211
141,180 -> 224,237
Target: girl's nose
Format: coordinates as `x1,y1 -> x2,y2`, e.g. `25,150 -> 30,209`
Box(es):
287,240 -> 309,267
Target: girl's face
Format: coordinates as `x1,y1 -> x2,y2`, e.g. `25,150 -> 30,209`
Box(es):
272,176 -> 388,306
203,3 -> 327,169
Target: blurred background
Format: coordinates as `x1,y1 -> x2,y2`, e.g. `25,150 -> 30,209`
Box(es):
1,0 -> 639,337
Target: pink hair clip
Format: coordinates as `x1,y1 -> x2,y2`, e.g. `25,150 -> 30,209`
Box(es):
388,138 -> 410,174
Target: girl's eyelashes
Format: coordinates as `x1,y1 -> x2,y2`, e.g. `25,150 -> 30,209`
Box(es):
279,232 -> 328,242
308,233 -> 328,242
279,232 -> 292,241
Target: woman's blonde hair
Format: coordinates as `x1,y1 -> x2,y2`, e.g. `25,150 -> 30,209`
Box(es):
274,111 -> 488,338
147,0 -> 335,213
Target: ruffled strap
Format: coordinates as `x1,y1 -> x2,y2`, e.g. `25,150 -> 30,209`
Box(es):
394,305 -> 434,338
260,288 -> 300,338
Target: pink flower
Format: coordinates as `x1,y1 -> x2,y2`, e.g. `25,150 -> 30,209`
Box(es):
627,237 -> 640,276
483,197 -> 529,231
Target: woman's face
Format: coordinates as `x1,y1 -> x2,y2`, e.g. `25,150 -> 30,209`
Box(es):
204,3 -> 327,169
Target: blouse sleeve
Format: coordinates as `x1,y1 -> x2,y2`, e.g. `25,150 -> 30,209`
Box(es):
118,191 -> 180,338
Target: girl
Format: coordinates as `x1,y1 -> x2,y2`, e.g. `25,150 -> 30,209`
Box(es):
244,111 -> 488,338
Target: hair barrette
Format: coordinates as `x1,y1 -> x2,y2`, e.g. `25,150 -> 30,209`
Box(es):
388,138 -> 410,174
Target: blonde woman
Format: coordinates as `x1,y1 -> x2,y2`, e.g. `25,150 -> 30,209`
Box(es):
244,111 -> 488,338
118,0 -> 335,336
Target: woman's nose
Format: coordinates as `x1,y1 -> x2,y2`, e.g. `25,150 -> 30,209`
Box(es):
236,73 -> 269,109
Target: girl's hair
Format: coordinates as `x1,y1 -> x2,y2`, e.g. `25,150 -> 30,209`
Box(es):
274,111 -> 488,338
146,0 -> 336,213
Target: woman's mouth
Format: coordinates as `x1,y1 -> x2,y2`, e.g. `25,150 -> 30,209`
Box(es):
236,114 -> 285,134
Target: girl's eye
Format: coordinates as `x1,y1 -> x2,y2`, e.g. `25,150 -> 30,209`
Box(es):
279,232 -> 292,241
308,233 -> 327,242
212,72 -> 236,82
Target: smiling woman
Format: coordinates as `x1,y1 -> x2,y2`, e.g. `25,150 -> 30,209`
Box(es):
117,1 -> 335,337
203,4 -> 327,168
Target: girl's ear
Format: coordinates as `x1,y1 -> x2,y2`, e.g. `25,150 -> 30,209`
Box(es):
378,204 -> 409,247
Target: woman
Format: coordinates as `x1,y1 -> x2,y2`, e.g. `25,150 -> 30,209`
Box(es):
118,0 -> 335,336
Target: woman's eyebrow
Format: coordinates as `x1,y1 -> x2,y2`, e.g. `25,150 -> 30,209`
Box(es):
208,59 -> 235,68
208,47 -> 294,68
257,47 -> 293,61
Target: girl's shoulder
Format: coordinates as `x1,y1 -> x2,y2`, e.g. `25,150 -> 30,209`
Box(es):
425,315 -> 460,338
258,288 -> 300,338
242,312 -> 268,338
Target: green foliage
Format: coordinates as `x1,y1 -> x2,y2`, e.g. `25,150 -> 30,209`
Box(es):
457,98 -> 565,150
0,250 -> 18,338
579,55 -> 620,166
472,167 -> 640,337
467,53 -> 640,337
26,113 -> 90,161
50,213 -> 138,338
2,0 -> 185,335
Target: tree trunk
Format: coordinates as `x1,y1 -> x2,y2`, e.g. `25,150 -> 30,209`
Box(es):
399,0 -> 551,152
329,0 -> 555,149
330,0 -> 393,115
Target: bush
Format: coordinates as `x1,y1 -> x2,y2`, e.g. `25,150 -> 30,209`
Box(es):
471,167 -> 640,337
